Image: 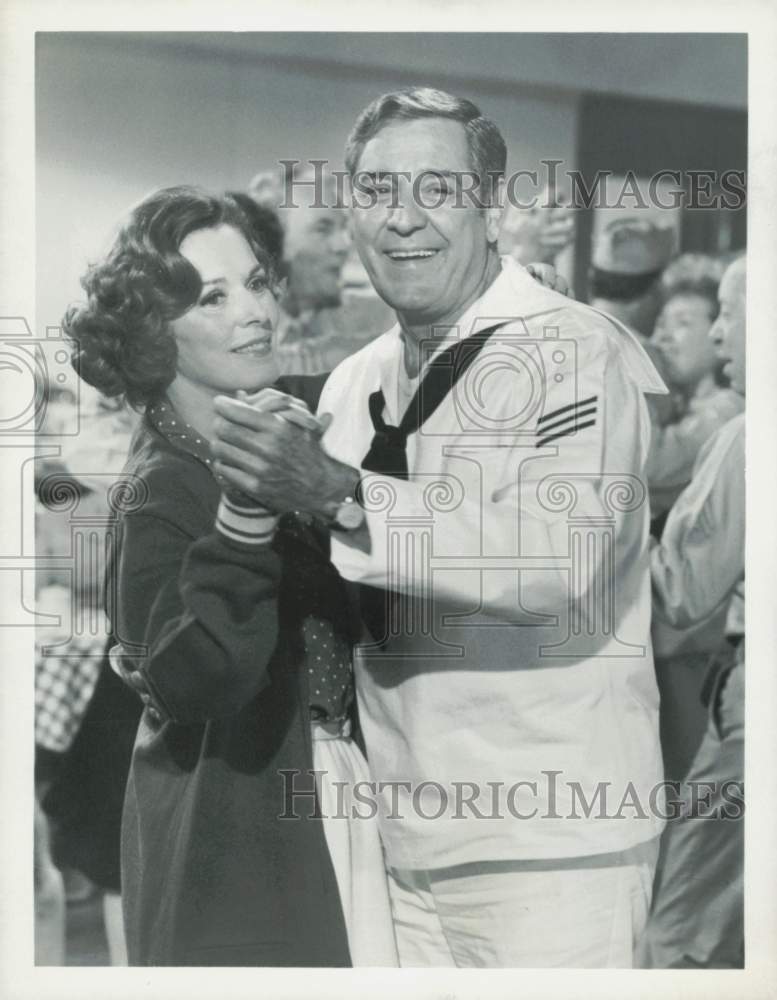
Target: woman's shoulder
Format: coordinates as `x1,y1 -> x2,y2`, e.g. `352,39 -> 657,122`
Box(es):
121,419 -> 219,530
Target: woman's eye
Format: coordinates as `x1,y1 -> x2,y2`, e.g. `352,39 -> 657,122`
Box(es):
200,290 -> 225,307
248,274 -> 269,293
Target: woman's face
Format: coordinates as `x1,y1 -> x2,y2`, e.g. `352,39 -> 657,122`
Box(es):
169,224 -> 280,395
653,292 -> 718,391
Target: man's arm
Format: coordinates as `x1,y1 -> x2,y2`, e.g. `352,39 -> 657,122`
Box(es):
645,392 -> 743,491
212,336 -> 633,626
650,418 -> 745,629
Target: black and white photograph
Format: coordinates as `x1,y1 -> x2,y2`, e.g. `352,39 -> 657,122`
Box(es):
1,6 -> 776,998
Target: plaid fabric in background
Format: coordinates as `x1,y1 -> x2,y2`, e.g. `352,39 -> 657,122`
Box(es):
35,632 -> 105,754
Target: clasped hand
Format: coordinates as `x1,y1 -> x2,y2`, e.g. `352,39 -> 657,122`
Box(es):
211,388 -> 355,517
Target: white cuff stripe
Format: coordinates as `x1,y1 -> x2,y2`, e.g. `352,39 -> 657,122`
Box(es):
222,494 -> 273,518
216,497 -> 278,545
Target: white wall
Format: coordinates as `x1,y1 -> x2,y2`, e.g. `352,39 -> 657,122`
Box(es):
36,34 -> 578,329
138,32 -> 747,109
36,32 -> 745,331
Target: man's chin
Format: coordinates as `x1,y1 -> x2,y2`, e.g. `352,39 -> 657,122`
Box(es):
369,284 -> 433,315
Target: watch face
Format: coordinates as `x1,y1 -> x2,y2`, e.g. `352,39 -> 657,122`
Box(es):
336,499 -> 365,530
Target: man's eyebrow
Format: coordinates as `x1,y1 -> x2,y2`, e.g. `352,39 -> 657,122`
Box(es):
358,170 -> 458,180
358,171 -> 394,182
200,277 -> 225,287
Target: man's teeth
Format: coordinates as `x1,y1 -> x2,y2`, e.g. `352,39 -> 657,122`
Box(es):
234,341 -> 270,354
387,250 -> 437,260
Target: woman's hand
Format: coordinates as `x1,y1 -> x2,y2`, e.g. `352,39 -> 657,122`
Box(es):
525,262 -> 572,298
236,388 -> 330,433
211,395 -> 357,518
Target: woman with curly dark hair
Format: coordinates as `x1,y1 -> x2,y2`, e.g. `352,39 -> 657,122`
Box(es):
63,186 -> 397,967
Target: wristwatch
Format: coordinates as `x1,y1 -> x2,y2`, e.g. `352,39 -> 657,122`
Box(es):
327,481 -> 366,531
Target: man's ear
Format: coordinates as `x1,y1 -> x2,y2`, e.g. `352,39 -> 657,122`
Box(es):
485,176 -> 505,244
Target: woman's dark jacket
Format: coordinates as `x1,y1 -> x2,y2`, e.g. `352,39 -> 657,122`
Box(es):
113,375 -> 352,967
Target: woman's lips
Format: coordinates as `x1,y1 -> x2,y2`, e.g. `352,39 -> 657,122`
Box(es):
232,336 -> 273,356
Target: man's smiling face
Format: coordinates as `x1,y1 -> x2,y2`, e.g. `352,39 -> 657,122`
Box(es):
349,117 -> 502,329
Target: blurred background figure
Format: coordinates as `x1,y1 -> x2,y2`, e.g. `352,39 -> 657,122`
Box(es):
647,254 -> 744,518
34,792 -> 65,964
588,216 -> 675,337
35,393 -> 140,965
646,255 -> 744,782
498,192 -> 575,271
248,165 -> 394,374
638,255 -> 746,969
588,216 -> 678,433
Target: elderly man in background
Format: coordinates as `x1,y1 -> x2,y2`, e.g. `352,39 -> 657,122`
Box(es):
248,165 -> 394,375
213,86 -> 669,968
637,256 -> 746,969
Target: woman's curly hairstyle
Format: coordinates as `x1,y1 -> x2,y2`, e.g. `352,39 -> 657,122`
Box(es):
64,185 -> 278,409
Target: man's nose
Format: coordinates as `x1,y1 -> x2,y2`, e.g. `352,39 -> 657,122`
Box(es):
708,316 -> 723,346
386,185 -> 427,235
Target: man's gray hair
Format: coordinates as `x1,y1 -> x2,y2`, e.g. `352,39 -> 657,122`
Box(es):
723,254 -> 746,299
344,87 -> 507,194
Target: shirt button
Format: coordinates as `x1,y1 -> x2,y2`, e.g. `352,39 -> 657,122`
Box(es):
127,670 -> 147,694
146,704 -> 163,726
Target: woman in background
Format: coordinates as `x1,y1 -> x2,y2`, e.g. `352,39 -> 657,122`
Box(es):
63,186 -> 398,967
646,254 -> 743,520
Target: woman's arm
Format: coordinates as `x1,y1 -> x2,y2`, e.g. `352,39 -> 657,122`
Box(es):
114,472 -> 284,725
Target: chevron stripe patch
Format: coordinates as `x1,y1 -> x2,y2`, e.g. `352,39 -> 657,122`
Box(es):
536,395 -> 598,447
